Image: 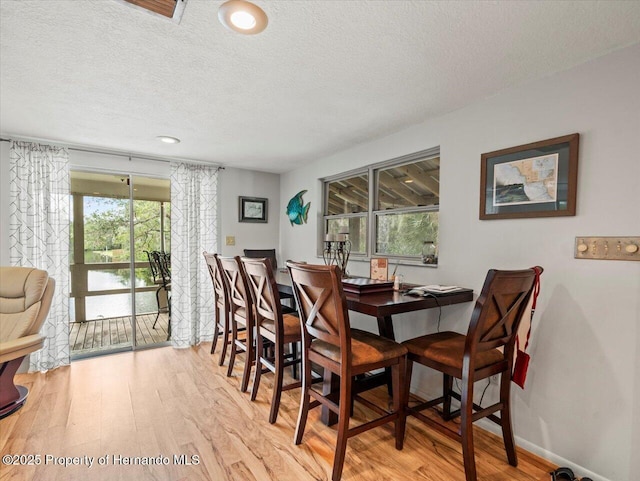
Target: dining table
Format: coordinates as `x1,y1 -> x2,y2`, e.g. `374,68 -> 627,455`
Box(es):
274,269 -> 474,425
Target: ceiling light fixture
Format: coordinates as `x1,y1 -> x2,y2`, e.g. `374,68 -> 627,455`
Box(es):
404,179 -> 414,184
218,0 -> 268,35
156,136 -> 181,144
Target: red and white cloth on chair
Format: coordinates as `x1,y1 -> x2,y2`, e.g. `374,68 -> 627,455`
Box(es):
512,266 -> 542,389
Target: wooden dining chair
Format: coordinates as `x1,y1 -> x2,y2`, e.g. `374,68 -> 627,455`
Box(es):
287,262 -> 407,481
244,248 -> 298,314
400,267 -> 543,481
218,255 -> 255,392
243,248 -> 278,270
203,252 -> 231,365
242,257 -> 303,423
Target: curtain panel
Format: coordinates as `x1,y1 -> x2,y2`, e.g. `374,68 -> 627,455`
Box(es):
170,162 -> 218,347
9,140 -> 71,371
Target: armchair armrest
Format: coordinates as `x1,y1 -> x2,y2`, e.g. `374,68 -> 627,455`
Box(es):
0,334 -> 45,364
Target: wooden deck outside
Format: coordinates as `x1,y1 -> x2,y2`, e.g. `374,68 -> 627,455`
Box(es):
70,312 -> 169,355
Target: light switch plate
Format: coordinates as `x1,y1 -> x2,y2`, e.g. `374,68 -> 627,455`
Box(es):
226,236 -> 235,246
574,236 -> 640,261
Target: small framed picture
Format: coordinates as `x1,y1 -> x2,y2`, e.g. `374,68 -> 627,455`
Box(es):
239,196 -> 268,223
480,133 -> 579,220
370,257 -> 388,281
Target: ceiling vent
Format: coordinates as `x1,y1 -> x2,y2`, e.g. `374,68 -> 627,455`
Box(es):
118,0 -> 187,23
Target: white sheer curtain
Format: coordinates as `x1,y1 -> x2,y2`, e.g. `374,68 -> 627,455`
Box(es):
9,140 -> 71,371
170,162 -> 218,347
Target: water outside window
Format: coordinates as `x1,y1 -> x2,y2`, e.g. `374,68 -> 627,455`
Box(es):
69,171 -> 171,357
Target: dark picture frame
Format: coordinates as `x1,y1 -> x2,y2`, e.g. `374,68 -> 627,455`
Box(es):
480,133 -> 579,220
239,196 -> 268,223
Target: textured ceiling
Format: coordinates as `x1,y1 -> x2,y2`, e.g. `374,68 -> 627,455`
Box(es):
1,0 -> 639,173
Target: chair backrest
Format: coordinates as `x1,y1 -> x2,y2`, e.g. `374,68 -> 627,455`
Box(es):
218,256 -> 253,315
203,252 -> 226,307
243,249 -> 277,270
287,262 -> 351,361
146,251 -> 171,285
242,257 -> 284,333
145,250 -> 161,283
0,266 -> 55,342
466,267 -> 543,358
156,252 -> 171,283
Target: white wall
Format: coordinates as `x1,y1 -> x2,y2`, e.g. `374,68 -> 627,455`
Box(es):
218,167 -> 281,261
279,44 -> 640,481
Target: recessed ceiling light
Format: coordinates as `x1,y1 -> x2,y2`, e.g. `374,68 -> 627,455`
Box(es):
219,0 -> 267,35
157,136 -> 180,144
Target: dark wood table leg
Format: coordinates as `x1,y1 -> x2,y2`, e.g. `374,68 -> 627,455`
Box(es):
320,316 -> 396,425
321,368 -> 339,426
377,316 -> 395,395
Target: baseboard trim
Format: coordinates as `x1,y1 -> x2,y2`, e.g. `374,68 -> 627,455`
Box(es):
410,386 -> 611,481
476,418 -> 611,481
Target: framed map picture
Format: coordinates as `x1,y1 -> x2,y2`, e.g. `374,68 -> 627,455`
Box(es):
480,134 -> 579,219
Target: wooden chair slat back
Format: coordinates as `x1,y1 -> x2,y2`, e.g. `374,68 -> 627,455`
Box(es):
467,267 -> 542,353
218,256 -> 251,312
288,263 -> 348,349
203,252 -> 226,303
242,257 -> 281,324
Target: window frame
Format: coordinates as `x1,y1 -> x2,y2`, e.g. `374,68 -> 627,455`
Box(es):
322,168 -> 370,256
320,147 -> 440,265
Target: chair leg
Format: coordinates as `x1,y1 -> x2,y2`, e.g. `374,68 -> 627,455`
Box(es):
393,356 -> 406,450
442,374 -> 454,420
153,287 -> 161,329
218,309 -> 230,366
500,370 -> 518,466
400,358 -> 413,442
294,352 -> 312,445
269,340 -> 284,424
227,321 -> 238,378
460,375 -> 477,481
250,332 -> 264,402
291,342 -> 299,380
332,373 -> 352,481
210,311 -> 220,355
0,357 -> 24,411
240,329 -> 253,393
350,377 -> 356,417
166,305 -> 171,341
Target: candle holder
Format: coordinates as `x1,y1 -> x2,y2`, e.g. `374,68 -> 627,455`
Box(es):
323,228 -> 351,276
421,241 -> 438,265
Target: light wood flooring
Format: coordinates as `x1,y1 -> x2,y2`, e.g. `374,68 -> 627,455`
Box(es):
70,313 -> 169,355
0,345 -> 555,481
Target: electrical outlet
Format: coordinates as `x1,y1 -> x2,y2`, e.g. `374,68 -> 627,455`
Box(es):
225,236 -> 235,246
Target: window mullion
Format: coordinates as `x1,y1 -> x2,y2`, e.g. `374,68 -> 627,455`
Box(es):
368,166 -> 375,257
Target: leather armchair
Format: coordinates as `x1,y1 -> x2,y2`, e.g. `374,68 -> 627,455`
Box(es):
0,266 -> 55,418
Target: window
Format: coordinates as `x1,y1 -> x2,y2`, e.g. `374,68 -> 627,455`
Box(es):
322,149 -> 440,264
324,173 -> 368,254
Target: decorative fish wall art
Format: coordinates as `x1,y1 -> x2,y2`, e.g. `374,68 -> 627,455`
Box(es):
286,190 -> 311,226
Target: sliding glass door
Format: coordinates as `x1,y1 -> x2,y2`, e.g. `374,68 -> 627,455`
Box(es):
69,171 -> 171,358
